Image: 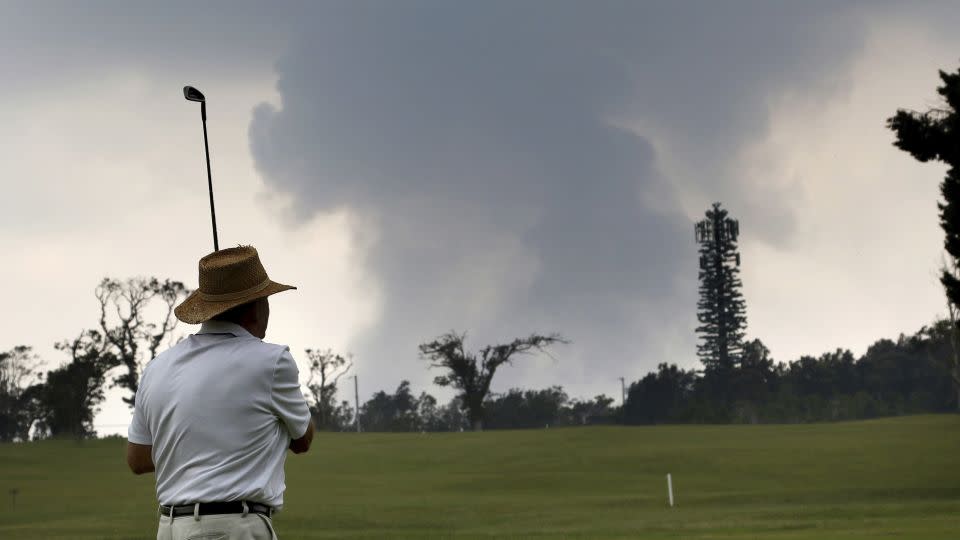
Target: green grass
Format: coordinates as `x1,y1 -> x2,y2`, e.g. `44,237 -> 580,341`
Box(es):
0,415 -> 958,539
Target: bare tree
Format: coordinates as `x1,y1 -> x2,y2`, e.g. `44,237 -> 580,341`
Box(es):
0,346 -> 40,397
304,349 -> 353,430
0,346 -> 42,442
96,277 -> 190,407
419,332 -> 566,431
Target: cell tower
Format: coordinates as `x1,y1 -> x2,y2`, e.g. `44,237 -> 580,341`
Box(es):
694,202 -> 746,382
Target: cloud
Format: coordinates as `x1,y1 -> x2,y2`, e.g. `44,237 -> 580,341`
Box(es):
248,2 -> 874,395
735,8 -> 960,362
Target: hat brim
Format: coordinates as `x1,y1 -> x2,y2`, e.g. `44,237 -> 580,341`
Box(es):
174,280 -> 296,325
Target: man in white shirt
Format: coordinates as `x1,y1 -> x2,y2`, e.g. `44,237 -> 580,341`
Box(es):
127,246 -> 315,540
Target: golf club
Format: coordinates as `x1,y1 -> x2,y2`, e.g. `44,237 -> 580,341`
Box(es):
183,85 -> 219,252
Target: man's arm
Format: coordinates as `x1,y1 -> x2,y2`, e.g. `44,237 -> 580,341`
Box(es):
126,442 -> 155,475
289,420 -> 315,454
272,347 -> 314,454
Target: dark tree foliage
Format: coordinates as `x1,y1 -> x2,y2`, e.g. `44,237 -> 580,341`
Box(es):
888,64 -> 960,409
0,346 -> 41,442
359,380 -> 438,432
304,348 -> 352,430
485,388 -> 617,429
566,395 -> 617,426
420,332 -> 566,431
96,277 -> 190,408
413,392 -> 442,432
695,203 -> 747,398
735,339 -> 778,399
433,396 -> 470,432
919,319 -> 958,387
622,326 -> 956,425
331,400 -> 356,431
485,386 -> 569,429
622,363 -> 698,424
25,331 -> 120,440
353,383 -> 611,432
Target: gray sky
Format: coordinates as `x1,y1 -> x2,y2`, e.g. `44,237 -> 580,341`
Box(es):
1,1 -> 957,434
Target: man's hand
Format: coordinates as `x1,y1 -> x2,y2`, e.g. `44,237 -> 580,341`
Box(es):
126,442 -> 155,475
289,420 -> 315,454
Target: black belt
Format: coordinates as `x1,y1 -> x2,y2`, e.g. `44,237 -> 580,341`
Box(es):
160,501 -> 273,518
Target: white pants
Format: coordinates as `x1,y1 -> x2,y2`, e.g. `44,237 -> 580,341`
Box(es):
157,512 -> 277,540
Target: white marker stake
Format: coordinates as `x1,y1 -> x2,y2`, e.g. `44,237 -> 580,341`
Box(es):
667,473 -> 674,507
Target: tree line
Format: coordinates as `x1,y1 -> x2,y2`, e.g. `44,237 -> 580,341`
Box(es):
303,323 -> 958,432
310,377 -> 617,433
622,325 -> 957,425
1,272 -> 954,441
0,276 -> 572,440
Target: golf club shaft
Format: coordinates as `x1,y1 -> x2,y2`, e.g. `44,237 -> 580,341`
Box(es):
200,102 -> 219,252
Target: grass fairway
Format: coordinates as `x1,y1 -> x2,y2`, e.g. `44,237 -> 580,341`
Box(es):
0,415 -> 958,539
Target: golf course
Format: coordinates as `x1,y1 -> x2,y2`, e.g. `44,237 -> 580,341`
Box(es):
0,414 -> 956,539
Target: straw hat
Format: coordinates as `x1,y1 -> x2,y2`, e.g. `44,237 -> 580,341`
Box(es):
174,246 -> 296,324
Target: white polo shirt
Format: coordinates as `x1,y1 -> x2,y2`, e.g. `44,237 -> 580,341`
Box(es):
128,321 -> 311,510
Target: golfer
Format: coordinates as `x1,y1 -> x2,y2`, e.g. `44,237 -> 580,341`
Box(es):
126,246 -> 314,540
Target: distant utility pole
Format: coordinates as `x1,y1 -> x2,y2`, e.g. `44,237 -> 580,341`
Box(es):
352,374 -> 361,433
618,377 -> 626,407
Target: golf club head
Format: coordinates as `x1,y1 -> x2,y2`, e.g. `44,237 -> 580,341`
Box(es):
183,86 -> 206,102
